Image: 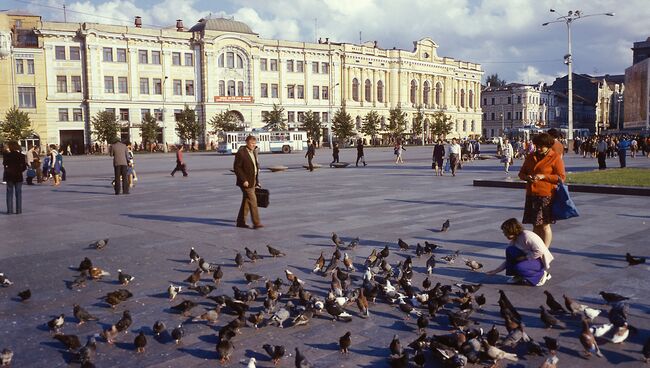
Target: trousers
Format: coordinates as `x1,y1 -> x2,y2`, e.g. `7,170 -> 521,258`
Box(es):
237,186 -> 260,226
114,165 -> 129,194
6,181 -> 22,214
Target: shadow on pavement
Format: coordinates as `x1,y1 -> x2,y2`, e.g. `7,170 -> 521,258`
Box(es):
122,214 -> 235,227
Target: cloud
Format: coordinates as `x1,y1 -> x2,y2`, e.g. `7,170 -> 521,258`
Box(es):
515,66 -> 562,85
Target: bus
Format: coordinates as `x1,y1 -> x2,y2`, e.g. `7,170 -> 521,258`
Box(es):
217,130 -> 308,154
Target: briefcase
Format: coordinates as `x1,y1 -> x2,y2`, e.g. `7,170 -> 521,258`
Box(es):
255,188 -> 269,208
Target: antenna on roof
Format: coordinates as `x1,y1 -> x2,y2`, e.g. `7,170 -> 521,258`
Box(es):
63,1 -> 67,22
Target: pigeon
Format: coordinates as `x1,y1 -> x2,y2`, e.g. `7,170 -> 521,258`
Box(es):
134,331 -> 147,353
426,254 -> 436,275
415,243 -> 424,257
487,325 -> 500,346
580,319 -> 603,357
539,355 -> 559,368
117,269 -> 135,286
212,266 -> 223,286
217,336 -> 234,364
416,314 -> 429,333
343,253 -> 355,271
590,323 -> 614,338
105,289 -> 133,308
244,247 -> 259,262
70,273 -> 88,289
583,307 -> 601,320
482,340 -> 518,362
331,232 -> 344,247
424,241 -> 441,252
17,289 -> 31,302
270,307 -> 291,327
78,335 -> 96,364
475,294 -> 486,308
171,300 -> 198,316
339,332 -> 351,354
563,294 -> 586,315
441,250 -> 460,264
625,252 -> 645,266
398,238 -> 409,251
543,336 -> 559,353
323,255 -> 339,274
152,321 -> 165,337
263,344 -> 285,365
364,249 -> 379,268
356,288 -> 369,317
441,219 -> 450,232
599,291 -> 630,304
543,290 -> 566,314
193,307 -> 221,324
610,323 -> 629,344
73,304 -> 98,325
78,257 -> 93,272
348,237 -> 359,249
47,314 -> 65,332
413,349 -> 426,367
643,336 -> 650,362
313,252 -> 325,273
189,247 -> 200,263
168,284 -> 182,301
245,357 -> 257,368
389,352 -> 410,368
247,311 -> 264,329
1,348 -> 13,366
115,310 -> 132,332
184,269 -> 202,287
422,277 -> 431,290
456,283 -> 482,294
235,252 -> 244,269
171,324 -> 184,344
189,284 -> 216,297
397,298 -> 421,319
266,244 -> 285,257
244,273 -> 264,284
295,347 -> 313,368
101,325 -> 118,344
539,306 -> 563,329
89,267 -> 110,280
54,333 -> 82,351
464,259 -> 483,271
90,238 -> 109,250
198,258 -> 212,273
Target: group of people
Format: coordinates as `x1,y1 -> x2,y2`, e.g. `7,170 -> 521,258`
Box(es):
577,134 -> 649,170
109,140 -> 137,195
431,138 -> 463,176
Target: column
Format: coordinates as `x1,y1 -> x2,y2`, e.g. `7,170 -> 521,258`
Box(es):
372,69 -> 376,106
359,67 -> 365,105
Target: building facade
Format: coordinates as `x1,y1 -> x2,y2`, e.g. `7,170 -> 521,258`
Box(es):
624,37 -> 650,131
4,15 -> 482,150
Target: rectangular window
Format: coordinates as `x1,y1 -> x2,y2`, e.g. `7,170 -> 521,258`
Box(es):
105,108 -> 116,117
58,108 -> 69,121
103,47 -> 113,62
119,108 -> 130,121
491,112 -> 495,121
322,112 -> 329,123
174,109 -> 182,121
507,111 -> 512,120
322,86 -> 329,100
286,60 -> 294,72
172,52 -> 181,65
173,79 -> 182,95
140,78 -> 149,94
15,59 -> 24,74
296,60 -> 304,73
116,48 -> 126,62
270,59 -> 278,71
287,85 -> 295,98
151,51 -> 161,65
185,80 -> 194,96
260,58 -> 267,71
105,77 -> 116,93
153,78 -> 162,94
138,50 -> 148,64
71,76 -> 82,92
297,85 -> 304,99
261,83 -> 268,98
287,111 -> 295,122
56,76 -> 67,93
154,108 -> 163,121
118,77 -> 128,94
70,46 -> 80,60
141,108 -> 150,121
55,46 -> 66,60
321,62 -> 329,74
313,86 -> 319,99
482,98 -> 487,106
73,108 -> 83,121
271,84 -> 278,98
507,96 -> 512,104
298,111 -> 305,122
491,97 -> 495,105
184,53 -> 193,66
312,61 -> 319,73
18,87 -> 36,108
26,59 -> 34,74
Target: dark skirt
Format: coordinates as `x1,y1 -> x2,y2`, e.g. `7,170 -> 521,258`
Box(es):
505,246 -> 544,286
522,195 -> 554,226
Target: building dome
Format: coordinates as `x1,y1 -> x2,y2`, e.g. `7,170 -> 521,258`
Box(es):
189,18 -> 255,34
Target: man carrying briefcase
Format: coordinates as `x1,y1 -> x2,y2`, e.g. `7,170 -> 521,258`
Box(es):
233,135 -> 264,229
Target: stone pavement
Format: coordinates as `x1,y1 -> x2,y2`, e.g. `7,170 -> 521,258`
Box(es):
0,146 -> 649,367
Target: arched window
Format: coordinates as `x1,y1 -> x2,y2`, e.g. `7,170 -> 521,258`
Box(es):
236,55 -> 243,68
227,80 -> 235,96
410,80 -> 417,104
377,81 -> 384,103
218,54 -> 224,67
226,52 -> 234,68
356,116 -> 362,129
380,116 -> 386,129
468,90 -> 474,108
237,81 -> 244,96
463,120 -> 467,132
435,83 -> 442,106
365,79 -> 372,102
460,89 -> 466,108
455,121 -> 459,131
423,81 -> 430,106
471,120 -> 475,132
352,78 -> 359,102
218,80 -> 225,96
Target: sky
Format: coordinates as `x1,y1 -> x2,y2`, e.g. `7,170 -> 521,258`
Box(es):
6,0 -> 649,85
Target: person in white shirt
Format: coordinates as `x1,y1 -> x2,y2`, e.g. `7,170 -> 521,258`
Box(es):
448,138 -> 461,176
502,138 -> 514,174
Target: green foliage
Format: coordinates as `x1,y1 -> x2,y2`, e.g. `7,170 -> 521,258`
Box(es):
486,73 -> 507,87
332,108 -> 355,143
0,107 -> 33,143
301,110 -> 322,141
361,110 -> 380,140
262,104 -> 287,131
140,113 -> 159,145
209,110 -> 240,134
91,110 -> 120,144
430,111 -> 454,139
412,105 -> 424,137
388,106 -> 407,138
175,105 -> 202,144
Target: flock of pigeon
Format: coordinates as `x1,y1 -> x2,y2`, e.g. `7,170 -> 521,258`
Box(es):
1,222 -> 649,367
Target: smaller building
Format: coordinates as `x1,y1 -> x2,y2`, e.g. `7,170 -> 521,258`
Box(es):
624,58 -> 650,130
632,37 -> 650,66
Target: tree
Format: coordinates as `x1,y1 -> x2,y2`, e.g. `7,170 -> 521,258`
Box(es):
140,113 -> 159,145
361,110 -> 380,145
175,105 -> 202,146
91,110 -> 120,144
209,110 -> 240,134
0,107 -> 33,143
430,111 -> 454,139
486,73 -> 507,87
388,106 -> 407,138
412,105 -> 424,139
332,107 -> 355,144
301,110 -> 322,141
262,104 -> 287,131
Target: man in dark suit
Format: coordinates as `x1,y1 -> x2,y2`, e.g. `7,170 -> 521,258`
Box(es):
110,139 -> 129,195
355,138 -> 366,167
305,140 -> 316,171
233,135 -> 263,229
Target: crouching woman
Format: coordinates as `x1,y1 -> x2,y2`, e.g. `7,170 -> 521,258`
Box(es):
485,218 -> 554,286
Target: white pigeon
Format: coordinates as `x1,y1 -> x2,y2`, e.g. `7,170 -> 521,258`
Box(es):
609,324 -> 629,344
246,357 -> 257,368
583,307 -> 601,320
590,323 -> 614,338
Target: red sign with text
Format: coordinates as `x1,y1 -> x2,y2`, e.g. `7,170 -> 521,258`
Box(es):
214,96 -> 254,103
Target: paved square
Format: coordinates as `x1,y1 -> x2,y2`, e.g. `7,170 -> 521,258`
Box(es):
1,146 -> 649,367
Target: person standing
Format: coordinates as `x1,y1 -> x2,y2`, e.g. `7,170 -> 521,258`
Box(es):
127,142 -> 136,187
48,145 -> 61,186
233,135 -> 263,229
355,139 -> 366,167
55,147 -> 65,182
547,128 -> 564,159
617,136 -> 630,168
110,139 -> 129,195
518,133 -> 566,249
448,138 -> 461,176
330,142 -> 340,166
3,141 -> 27,214
25,146 -> 36,185
596,136 -> 607,170
305,140 -> 316,171
502,138 -> 514,174
432,139 -> 445,176
66,144 -> 72,156
394,141 -> 405,164
170,145 -> 188,177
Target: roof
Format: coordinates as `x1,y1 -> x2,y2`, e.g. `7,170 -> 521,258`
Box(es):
189,18 -> 255,34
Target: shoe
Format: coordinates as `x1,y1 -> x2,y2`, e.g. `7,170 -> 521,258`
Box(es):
536,271 -> 551,286
507,276 -> 524,284
171,173 -> 174,177
253,224 -> 265,229
363,163 -> 367,166
236,223 -> 250,229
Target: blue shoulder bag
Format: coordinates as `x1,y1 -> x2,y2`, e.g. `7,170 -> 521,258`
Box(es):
552,180 -> 579,220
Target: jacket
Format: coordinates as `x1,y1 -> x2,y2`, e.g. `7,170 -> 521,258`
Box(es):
512,230 -> 554,270
110,142 -> 129,166
305,144 -> 315,158
233,146 -> 259,188
3,151 -> 27,183
551,140 -> 564,158
518,149 -> 566,197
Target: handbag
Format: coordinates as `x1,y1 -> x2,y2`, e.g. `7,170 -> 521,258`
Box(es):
26,168 -> 36,178
255,187 -> 269,208
552,180 -> 579,220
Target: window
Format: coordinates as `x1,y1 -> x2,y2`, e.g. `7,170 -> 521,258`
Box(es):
287,85 -> 295,98
118,77 -> 128,94
322,112 -> 329,123
377,81 -> 384,103
218,54 -> 224,67
105,108 -> 116,117
172,52 -> 181,65
173,79 -> 182,95
26,59 -> 34,74
321,62 -> 329,74
322,86 -> 329,100
151,51 -> 161,64
297,85 -> 304,99
71,76 -> 82,92
15,20 -> 22,28
67,46 -> 80,61
435,83 -> 442,106
483,98 -> 487,106
286,60 -> 294,72
139,109 -> 150,122
18,87 -> 36,108
119,108 -> 129,121
185,53 -> 193,66
517,95 -> 521,104
55,46 -> 66,60
174,109 -> 182,121
227,80 -> 235,96
365,80 -> 372,102
507,111 -> 512,120
154,109 -> 163,121
491,112 -> 495,121
313,86 -> 319,99
410,80 -> 417,104
423,81 -> 430,105
137,50 -> 148,64
507,96 -> 511,104
103,47 -> 113,62
296,60 -> 304,73
15,59 -> 24,74
236,55 -> 243,68
153,78 -> 162,94
237,81 -> 244,96
298,112 -> 305,123
271,84 -> 278,98
260,58 -> 267,71
73,108 -> 83,121
352,78 -> 359,101
226,52 -> 234,68
491,97 -> 495,105
185,80 -> 194,96
140,78 -> 149,94
58,108 -> 69,121
288,111 -> 295,122
312,61 -> 319,73
261,83 -> 268,98
270,59 -> 278,71
469,90 -> 473,108
219,80 -> 225,96
56,76 -> 67,93
116,48 -> 126,62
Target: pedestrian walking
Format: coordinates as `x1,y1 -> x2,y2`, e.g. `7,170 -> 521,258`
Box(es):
355,139 -> 366,167
48,145 -> 62,186
170,145 -> 188,177
3,141 -> 27,214
502,138 -> 514,174
66,144 -> 72,156
596,136 -> 607,170
394,142 -> 405,164
330,142 -> 340,166
448,138 -> 461,176
305,140 -> 316,171
432,139 -> 445,176
233,135 -> 263,229
55,148 -> 66,182
617,136 -> 630,168
127,142 -> 137,187
110,139 -> 130,195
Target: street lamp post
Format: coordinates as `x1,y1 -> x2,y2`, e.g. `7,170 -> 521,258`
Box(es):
162,76 -> 168,153
617,93 -> 623,131
542,9 -> 614,141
